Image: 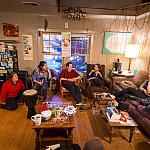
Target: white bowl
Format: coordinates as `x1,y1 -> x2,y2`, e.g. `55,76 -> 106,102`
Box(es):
41,110 -> 52,120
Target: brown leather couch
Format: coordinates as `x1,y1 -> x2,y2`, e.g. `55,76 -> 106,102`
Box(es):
112,70 -> 150,138
82,64 -> 110,98
121,100 -> 150,138
112,70 -> 149,92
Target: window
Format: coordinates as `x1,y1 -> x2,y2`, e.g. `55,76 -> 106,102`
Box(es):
43,33 -> 62,73
42,32 -> 90,73
70,37 -> 89,73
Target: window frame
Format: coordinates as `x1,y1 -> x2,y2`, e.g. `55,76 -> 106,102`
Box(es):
42,32 -> 90,72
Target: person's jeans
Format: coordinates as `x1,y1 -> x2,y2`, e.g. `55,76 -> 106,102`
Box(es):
0,89 -> 25,111
1,97 -> 18,111
33,82 -> 48,101
62,83 -> 82,103
115,87 -> 148,101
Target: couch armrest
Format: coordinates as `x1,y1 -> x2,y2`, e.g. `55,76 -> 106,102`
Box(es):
104,79 -> 111,88
112,76 -> 134,84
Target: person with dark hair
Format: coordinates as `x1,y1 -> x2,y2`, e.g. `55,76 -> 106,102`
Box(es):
83,139 -> 104,150
59,62 -> 83,106
32,61 -> 52,101
88,64 -> 105,87
0,72 -> 25,110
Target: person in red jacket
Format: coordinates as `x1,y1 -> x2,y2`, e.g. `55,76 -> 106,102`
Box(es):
0,72 -> 25,110
59,62 -> 83,106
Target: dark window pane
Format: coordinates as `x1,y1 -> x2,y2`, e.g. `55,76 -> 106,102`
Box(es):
44,55 -> 62,73
71,41 -> 76,49
71,37 -> 76,41
43,34 -> 49,40
71,48 -> 75,54
70,56 -> 87,73
76,41 -> 82,48
83,39 -> 88,49
82,49 -> 88,54
76,49 -> 81,54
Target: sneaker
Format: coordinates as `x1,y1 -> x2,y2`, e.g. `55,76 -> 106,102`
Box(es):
76,102 -> 83,106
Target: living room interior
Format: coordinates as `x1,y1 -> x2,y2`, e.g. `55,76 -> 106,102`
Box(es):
0,0 -> 150,150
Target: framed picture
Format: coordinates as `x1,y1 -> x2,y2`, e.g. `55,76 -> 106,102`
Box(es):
3,23 -> 19,37
22,35 -> 33,60
61,32 -> 71,57
103,32 -> 131,55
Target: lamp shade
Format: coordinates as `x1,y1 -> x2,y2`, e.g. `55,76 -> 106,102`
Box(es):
125,44 -> 140,58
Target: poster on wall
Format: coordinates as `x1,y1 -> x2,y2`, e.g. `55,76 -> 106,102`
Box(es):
22,35 -> 33,60
61,32 -> 71,57
103,32 -> 131,55
3,23 -> 19,37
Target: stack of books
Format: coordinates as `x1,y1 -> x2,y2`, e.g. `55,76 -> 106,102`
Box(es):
106,107 -> 121,122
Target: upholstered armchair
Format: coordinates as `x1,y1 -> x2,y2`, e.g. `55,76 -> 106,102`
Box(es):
83,64 -> 110,98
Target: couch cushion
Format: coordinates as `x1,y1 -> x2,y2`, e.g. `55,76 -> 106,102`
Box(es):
117,80 -> 138,90
133,70 -> 149,86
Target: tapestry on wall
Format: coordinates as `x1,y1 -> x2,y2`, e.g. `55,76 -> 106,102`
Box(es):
61,32 -> 71,57
103,32 -> 131,55
2,23 -> 19,37
22,35 -> 33,60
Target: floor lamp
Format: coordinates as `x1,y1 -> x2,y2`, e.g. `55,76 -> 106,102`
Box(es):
125,44 -> 140,72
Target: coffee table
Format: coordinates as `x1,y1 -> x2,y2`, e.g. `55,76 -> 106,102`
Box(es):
100,105 -> 138,143
92,92 -> 118,108
32,116 -> 75,150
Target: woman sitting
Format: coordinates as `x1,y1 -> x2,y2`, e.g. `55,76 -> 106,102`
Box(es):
88,64 -> 105,87
0,72 -> 25,110
32,61 -> 51,101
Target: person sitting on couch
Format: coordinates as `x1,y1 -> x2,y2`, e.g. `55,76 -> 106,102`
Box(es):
114,74 -> 150,105
88,64 -> 105,87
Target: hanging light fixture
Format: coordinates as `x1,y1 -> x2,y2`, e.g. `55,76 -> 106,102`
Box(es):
64,7 -> 86,20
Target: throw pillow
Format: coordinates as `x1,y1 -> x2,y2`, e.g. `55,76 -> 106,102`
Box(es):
133,70 -> 149,86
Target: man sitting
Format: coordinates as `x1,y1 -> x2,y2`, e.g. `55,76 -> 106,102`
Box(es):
59,62 -> 84,109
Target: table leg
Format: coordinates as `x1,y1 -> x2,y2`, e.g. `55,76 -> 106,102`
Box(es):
109,127 -> 113,143
35,129 -> 41,150
129,127 -> 135,143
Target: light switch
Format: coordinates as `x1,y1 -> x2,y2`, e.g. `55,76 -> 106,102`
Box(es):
65,22 -> 68,29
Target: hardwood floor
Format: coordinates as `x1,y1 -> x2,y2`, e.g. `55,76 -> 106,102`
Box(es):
0,94 -> 149,150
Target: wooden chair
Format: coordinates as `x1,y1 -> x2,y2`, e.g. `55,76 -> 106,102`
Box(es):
60,80 -> 71,99
60,78 -> 83,99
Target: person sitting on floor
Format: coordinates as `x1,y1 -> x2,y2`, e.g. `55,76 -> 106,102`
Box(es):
114,74 -> 150,105
0,72 -> 25,110
32,61 -> 52,101
88,64 -> 105,87
59,62 -> 83,106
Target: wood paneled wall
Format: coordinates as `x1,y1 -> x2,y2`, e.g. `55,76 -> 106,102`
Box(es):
0,12 -> 149,77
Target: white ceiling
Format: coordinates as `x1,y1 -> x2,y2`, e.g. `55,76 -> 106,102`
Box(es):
0,0 -> 149,16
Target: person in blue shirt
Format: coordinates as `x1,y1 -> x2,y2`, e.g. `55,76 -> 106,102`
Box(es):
32,61 -> 51,101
